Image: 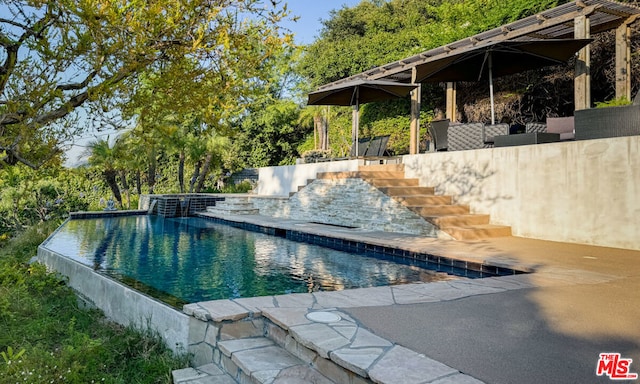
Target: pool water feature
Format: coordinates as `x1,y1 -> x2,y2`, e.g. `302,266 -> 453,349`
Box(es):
42,215 -> 454,306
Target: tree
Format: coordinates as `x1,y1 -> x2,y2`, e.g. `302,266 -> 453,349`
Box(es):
235,100 -> 310,167
85,138 -> 122,206
0,0 -> 290,169
194,133 -> 232,193
297,0 -> 563,87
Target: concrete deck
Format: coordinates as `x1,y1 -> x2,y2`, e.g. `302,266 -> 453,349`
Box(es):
179,212 -> 640,384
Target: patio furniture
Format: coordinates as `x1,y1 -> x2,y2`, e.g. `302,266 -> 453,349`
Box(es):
483,123 -> 509,146
364,135 -> 390,157
428,119 -> 450,151
546,116 -> 575,140
448,122 -> 485,151
494,132 -> 560,147
574,99 -> 640,140
350,135 -> 390,157
525,122 -> 547,134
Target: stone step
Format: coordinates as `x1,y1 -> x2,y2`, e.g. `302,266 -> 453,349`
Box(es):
376,186 -> 435,196
359,163 -> 404,173
407,204 -> 470,216
316,171 -> 405,180
367,178 -> 419,187
442,224 -> 513,240
424,214 -> 491,227
181,304 -> 480,384
206,206 -> 259,216
217,337 -> 334,384
394,195 -> 452,206
172,364 -> 237,384
214,202 -> 255,209
357,171 -> 405,179
219,197 -> 251,204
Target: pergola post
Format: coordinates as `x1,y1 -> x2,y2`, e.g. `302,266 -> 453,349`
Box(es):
574,15 -> 591,110
445,82 -> 457,122
409,68 -> 421,154
615,17 -> 637,101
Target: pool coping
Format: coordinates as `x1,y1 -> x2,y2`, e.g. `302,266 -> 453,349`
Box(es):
195,212 -> 533,276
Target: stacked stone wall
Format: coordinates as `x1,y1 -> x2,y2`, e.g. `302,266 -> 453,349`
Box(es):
252,179 -> 437,237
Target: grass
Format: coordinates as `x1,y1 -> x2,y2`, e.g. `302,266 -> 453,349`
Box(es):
0,222 -> 188,384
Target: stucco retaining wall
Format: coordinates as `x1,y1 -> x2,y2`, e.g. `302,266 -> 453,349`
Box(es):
256,160 -> 359,196
36,246 -> 190,354
402,136 -> 640,250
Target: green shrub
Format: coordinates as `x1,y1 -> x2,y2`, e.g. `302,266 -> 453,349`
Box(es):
0,223 -> 188,383
595,97 -> 632,108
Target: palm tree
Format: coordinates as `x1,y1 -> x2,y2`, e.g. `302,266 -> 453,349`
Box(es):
299,106 -> 330,150
194,133 -> 231,193
85,138 -> 122,206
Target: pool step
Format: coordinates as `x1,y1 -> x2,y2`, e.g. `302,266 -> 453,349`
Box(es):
206,197 -> 259,216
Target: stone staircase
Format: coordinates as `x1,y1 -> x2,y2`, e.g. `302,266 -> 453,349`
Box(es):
206,196 -> 259,216
174,298 -> 475,384
316,164 -> 511,240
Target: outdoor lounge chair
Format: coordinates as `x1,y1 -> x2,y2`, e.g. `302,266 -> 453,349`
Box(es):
428,119 -> 449,151
483,123 -> 509,146
447,122 -> 485,151
525,122 -> 547,134
546,116 -> 575,141
364,135 -> 390,157
349,135 -> 390,158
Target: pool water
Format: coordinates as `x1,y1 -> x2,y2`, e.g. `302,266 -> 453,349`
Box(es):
43,216 -> 451,305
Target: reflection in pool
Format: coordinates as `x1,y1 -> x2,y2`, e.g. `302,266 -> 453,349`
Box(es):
43,216 -> 451,305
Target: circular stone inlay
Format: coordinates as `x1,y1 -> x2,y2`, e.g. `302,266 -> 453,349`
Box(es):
306,311 -> 342,323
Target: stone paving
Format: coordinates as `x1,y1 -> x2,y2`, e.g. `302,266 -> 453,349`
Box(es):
173,212 -> 622,384
175,270 -> 617,383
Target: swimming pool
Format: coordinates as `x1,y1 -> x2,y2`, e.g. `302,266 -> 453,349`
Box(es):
42,215 -> 453,306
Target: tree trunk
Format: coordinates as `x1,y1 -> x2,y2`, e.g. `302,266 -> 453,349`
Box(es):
189,160 -> 202,193
313,115 -> 320,150
178,150 -> 185,193
135,171 -> 142,195
321,116 -> 329,150
147,147 -> 156,194
195,153 -> 213,193
119,170 -> 130,209
103,169 -> 122,206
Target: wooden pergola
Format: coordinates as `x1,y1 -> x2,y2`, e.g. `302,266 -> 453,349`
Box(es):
314,0 -> 640,154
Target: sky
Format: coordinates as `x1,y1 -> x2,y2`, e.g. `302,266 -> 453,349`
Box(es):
64,0 -> 362,167
281,1 -> 361,44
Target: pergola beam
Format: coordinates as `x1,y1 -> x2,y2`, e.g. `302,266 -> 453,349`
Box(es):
368,5 -> 600,82
445,82 -> 457,122
615,15 -> 639,100
575,15 -> 591,110
409,68 -> 421,154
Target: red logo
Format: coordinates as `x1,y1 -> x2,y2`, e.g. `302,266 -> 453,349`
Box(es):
597,353 -> 638,380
